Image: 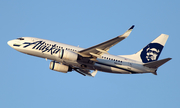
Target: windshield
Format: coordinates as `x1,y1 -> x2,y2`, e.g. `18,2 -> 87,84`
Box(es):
17,37 -> 24,40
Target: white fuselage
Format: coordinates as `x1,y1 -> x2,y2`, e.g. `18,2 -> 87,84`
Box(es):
8,37 -> 155,74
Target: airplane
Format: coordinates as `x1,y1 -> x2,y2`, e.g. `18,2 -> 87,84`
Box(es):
7,25 -> 171,77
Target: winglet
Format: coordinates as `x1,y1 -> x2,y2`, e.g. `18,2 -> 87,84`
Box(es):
120,25 -> 135,38
129,25 -> 135,30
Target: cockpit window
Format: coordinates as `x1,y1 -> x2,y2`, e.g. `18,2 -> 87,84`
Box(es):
17,37 -> 24,40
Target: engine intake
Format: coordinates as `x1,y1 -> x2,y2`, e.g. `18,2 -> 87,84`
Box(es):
59,49 -> 78,61
49,61 -> 72,73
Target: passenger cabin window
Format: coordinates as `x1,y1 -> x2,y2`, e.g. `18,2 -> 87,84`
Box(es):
17,38 -> 24,40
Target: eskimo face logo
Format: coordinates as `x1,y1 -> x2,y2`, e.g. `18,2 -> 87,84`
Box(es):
146,47 -> 159,61
140,43 -> 163,63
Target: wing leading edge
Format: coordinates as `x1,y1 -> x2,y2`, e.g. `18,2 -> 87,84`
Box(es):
78,25 -> 135,57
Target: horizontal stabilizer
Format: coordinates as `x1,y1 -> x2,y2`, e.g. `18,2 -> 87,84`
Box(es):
143,58 -> 172,68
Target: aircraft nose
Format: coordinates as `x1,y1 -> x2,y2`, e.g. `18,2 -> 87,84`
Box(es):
7,40 -> 13,47
7,40 -> 16,47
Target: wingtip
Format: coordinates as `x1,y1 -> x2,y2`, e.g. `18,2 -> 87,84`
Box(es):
129,25 -> 135,30
120,25 -> 135,37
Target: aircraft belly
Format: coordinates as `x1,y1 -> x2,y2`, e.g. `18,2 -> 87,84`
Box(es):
94,62 -> 131,73
111,67 -> 129,73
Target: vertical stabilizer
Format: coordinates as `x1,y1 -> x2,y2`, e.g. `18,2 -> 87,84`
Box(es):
121,34 -> 169,63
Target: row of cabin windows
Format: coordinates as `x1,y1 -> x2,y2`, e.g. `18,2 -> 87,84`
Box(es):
66,48 -> 78,52
43,43 -> 78,52
102,56 -> 122,63
57,47 -> 78,52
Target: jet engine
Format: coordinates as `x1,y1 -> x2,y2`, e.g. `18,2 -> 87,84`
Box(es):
58,49 -> 78,61
49,61 -> 72,73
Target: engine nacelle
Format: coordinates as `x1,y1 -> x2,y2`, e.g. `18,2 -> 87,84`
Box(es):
49,61 -> 72,73
58,49 -> 78,61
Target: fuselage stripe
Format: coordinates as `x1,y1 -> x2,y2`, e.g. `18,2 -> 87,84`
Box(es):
96,62 -> 136,73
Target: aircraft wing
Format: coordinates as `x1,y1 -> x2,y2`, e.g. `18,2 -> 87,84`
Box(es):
78,25 -> 134,58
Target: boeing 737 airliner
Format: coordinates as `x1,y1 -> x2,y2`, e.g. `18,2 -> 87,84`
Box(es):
7,25 -> 171,77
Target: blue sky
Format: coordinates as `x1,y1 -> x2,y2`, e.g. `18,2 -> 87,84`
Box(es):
1,0 -> 180,108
